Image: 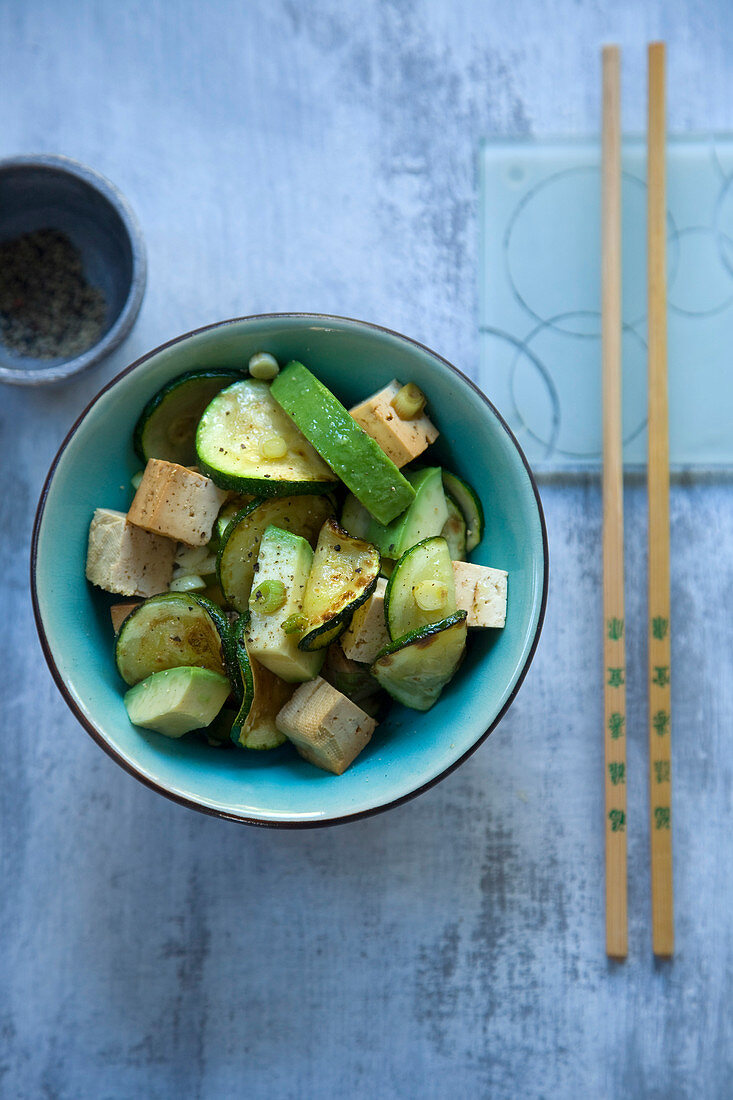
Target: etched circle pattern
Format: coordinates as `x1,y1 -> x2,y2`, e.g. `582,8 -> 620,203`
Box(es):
667,227 -> 733,316
483,140 -> 733,466
508,313 -> 647,458
504,167 -> 677,337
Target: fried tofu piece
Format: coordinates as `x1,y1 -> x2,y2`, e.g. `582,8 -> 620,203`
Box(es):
85,509 -> 175,597
340,578 -> 390,663
127,459 -> 228,546
275,677 -> 377,774
452,560 -> 507,628
349,379 -> 438,467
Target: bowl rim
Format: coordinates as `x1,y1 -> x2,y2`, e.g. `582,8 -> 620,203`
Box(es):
30,312 -> 549,828
0,153 -> 147,386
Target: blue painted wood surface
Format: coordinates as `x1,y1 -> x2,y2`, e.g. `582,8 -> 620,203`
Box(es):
2,2 -> 732,1096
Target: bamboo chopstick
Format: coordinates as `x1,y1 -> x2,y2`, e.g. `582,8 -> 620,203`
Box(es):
647,41 -> 674,957
601,44 -> 628,960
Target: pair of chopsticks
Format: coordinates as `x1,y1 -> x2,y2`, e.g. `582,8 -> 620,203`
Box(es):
602,42 -> 673,959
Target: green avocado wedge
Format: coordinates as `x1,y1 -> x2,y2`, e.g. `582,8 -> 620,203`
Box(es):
245,525 -> 325,682
270,361 -> 415,525
124,666 -> 231,738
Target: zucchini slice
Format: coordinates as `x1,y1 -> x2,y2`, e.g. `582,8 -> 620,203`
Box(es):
340,493 -> 371,540
203,706 -> 238,747
348,467 -> 448,561
217,495 -> 333,613
384,536 -> 457,641
214,497 -> 253,546
231,652 -> 293,750
200,582 -> 227,608
441,471 -> 484,553
134,369 -> 243,466
225,614 -> 255,729
321,644 -> 387,720
298,518 -> 381,652
370,611 -> 468,711
115,592 -> 229,686
440,495 -> 467,561
196,378 -> 337,496
342,495 -> 395,574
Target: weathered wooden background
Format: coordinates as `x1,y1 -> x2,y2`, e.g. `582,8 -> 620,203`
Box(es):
2,1 -> 732,1096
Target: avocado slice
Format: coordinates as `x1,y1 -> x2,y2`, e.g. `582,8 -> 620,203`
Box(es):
270,361 -> 415,525
343,467 -> 449,561
124,666 -> 231,738
245,524 -> 325,683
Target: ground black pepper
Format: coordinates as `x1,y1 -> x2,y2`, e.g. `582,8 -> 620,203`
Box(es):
0,227 -> 107,358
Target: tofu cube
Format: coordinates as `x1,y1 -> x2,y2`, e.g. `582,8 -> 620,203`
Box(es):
110,602 -> 142,634
349,379 -> 439,467
340,577 -> 390,663
275,677 -> 377,774
452,561 -> 508,628
127,459 -> 228,546
85,509 -> 176,597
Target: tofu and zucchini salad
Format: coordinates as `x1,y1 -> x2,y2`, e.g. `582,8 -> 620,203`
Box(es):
85,354 -> 508,775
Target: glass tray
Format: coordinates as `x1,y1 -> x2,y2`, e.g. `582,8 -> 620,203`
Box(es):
479,136 -> 733,473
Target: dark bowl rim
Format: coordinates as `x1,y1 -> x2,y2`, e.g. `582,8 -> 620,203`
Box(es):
30,312 -> 549,829
0,153 -> 147,386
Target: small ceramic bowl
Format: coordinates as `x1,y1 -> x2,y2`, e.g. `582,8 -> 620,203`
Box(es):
31,314 -> 548,826
0,155 -> 146,385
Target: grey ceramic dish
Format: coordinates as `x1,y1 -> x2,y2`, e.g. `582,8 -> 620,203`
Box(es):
0,154 -> 146,385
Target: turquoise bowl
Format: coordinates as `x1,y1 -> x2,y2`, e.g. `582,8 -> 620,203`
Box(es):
31,315 -> 548,827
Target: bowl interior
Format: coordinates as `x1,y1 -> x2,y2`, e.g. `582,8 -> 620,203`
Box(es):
0,163 -> 135,374
34,316 -> 546,824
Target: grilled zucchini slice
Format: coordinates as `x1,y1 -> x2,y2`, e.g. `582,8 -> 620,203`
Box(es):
196,378 -> 337,496
340,467 -> 448,560
384,536 -> 457,641
441,471 -> 484,552
203,706 -> 238,747
321,644 -> 388,720
230,651 -> 293,750
216,495 -> 333,613
298,518 -> 380,652
115,592 -> 229,686
370,611 -> 468,711
441,495 -> 467,561
340,493 -> 371,539
214,497 -> 254,546
225,614 -> 256,732
134,369 -> 243,466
